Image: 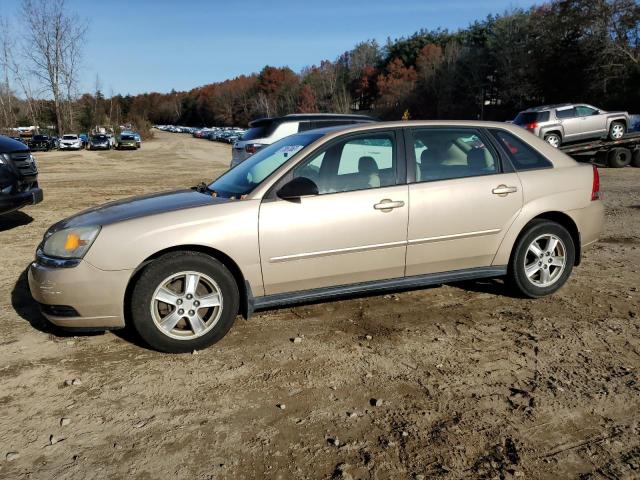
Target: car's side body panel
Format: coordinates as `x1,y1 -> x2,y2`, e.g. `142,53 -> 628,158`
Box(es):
258,185 -> 409,295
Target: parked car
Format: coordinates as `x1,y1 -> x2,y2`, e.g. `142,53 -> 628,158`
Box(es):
29,134 -> 55,152
88,134 -> 111,150
116,133 -> 137,150
29,121 -> 604,353
59,134 -> 83,150
0,135 -> 43,215
231,113 -> 377,167
513,104 -> 630,147
79,133 -> 88,148
133,132 -> 141,148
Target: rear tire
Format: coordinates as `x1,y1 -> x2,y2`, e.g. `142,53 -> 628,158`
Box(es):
608,121 -> 626,140
544,133 -> 561,148
507,219 -> 575,298
608,148 -> 632,168
130,252 -> 239,353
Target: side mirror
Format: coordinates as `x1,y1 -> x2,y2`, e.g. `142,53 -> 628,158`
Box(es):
277,177 -> 318,200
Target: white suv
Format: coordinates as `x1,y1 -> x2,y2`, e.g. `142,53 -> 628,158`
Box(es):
230,114 -> 376,167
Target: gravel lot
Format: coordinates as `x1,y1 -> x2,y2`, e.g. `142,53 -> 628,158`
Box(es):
0,131 -> 638,479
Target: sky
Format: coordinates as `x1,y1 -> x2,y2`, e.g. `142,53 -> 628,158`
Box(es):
4,0 -> 540,96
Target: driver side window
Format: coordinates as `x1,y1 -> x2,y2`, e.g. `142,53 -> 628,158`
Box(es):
293,132 -> 396,194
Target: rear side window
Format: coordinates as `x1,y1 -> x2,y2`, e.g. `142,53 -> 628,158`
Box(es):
514,111 -> 550,125
491,130 -> 552,171
555,107 -> 576,119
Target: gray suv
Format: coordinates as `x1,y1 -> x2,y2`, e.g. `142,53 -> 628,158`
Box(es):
230,113 -> 376,167
513,104 -> 630,147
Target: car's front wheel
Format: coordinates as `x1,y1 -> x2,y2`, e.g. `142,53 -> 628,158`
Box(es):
507,219 -> 575,298
544,133 -> 561,148
609,121 -> 626,140
130,252 -> 239,353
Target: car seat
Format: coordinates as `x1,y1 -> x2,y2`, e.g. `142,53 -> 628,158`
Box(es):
358,156 -> 381,188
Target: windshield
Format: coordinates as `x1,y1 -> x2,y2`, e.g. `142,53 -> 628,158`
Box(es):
121,135 -> 134,140
62,135 -> 77,140
209,132 -> 323,198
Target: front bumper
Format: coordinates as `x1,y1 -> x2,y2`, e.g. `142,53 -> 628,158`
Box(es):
59,143 -> 81,150
0,187 -> 43,214
28,257 -> 132,329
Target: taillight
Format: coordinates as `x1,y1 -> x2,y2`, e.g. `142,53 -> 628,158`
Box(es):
525,122 -> 538,130
591,164 -> 600,201
245,143 -> 262,154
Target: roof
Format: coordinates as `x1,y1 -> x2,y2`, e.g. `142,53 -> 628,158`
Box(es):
249,113 -> 377,127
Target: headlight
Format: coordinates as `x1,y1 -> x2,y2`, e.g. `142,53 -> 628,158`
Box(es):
42,226 -> 101,259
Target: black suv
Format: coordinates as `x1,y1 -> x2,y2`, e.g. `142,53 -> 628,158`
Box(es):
29,134 -> 55,151
0,135 -> 43,215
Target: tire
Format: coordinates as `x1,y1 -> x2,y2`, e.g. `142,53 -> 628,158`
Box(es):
130,251 -> 239,353
608,121 -> 626,140
607,148 -> 631,168
544,133 -> 561,148
507,219 -> 575,298
631,149 -> 640,168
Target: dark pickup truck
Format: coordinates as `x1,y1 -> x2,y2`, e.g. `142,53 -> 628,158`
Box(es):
0,135 -> 43,215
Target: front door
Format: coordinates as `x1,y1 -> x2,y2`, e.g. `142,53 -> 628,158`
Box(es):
259,130 -> 409,295
405,127 -> 523,276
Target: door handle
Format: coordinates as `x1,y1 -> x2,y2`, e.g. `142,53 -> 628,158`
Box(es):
374,199 -> 405,211
492,185 -> 518,196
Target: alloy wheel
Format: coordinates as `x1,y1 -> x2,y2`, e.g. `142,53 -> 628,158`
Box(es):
523,234 -> 566,287
611,124 -> 625,139
150,271 -> 223,340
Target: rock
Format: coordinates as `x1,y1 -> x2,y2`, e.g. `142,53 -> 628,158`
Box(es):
278,404 -> 286,410
60,417 -> 71,427
328,437 -> 340,446
365,372 -> 373,378
415,475 -> 425,480
291,337 -> 303,344
49,435 -> 62,445
402,431 -> 409,437
365,334 -> 373,341
64,379 -> 73,386
370,398 -> 383,407
192,350 -> 198,355
71,378 -> 82,386
5,452 -> 19,461
347,412 -> 358,418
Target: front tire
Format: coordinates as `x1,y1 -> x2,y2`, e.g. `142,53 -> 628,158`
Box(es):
544,133 -> 561,148
507,219 -> 575,298
130,252 -> 239,353
609,121 -> 626,140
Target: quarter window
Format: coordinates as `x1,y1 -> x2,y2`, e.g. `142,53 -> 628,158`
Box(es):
411,128 -> 498,182
293,132 -> 396,194
491,130 -> 552,171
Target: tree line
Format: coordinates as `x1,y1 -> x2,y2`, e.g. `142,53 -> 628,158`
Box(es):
1,0 -> 639,135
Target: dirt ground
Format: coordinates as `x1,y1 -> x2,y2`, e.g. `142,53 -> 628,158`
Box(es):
0,131 -> 638,480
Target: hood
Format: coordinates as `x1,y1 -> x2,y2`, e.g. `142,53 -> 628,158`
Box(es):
0,135 -> 30,153
50,189 -> 229,231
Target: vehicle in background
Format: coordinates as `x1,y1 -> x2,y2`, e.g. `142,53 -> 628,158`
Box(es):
116,133 -> 137,149
59,134 -> 83,150
88,134 -> 111,150
28,120 -> 603,352
513,104 -> 630,147
79,133 -> 88,148
29,134 -> 55,152
231,113 -> 377,167
133,132 -> 141,148
0,135 -> 43,215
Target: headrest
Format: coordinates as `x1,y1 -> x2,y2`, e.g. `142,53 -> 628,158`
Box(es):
358,156 -> 378,174
467,148 -> 488,170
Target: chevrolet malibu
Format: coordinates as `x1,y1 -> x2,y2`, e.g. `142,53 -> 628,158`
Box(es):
29,121 -> 604,353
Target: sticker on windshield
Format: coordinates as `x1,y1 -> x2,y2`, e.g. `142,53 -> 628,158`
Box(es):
277,145 -> 304,157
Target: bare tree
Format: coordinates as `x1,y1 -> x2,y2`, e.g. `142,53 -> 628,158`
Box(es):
21,0 -> 86,135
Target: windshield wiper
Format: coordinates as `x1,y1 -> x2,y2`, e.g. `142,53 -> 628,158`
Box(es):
191,182 -> 217,196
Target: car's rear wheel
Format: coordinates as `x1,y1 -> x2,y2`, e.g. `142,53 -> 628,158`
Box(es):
507,220 -> 575,298
608,147 -> 632,168
609,121 -> 626,140
544,133 -> 561,148
130,252 -> 239,353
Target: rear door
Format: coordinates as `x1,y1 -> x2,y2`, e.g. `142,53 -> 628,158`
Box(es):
405,127 -> 523,276
556,106 -> 581,140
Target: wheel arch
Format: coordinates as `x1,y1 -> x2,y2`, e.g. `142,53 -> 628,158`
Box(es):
123,245 -> 250,325
509,211 -> 581,267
